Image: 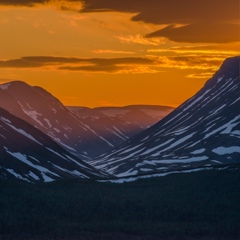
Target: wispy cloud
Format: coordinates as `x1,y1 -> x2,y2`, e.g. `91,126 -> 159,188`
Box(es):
116,34 -> 166,46
187,72 -> 214,79
151,55 -> 223,70
146,47 -> 238,71
0,56 -> 156,73
48,0 -> 83,11
170,44 -> 240,52
0,55 -> 226,74
92,49 -> 135,54
147,48 -> 239,56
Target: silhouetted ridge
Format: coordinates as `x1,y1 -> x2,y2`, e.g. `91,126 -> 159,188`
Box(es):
0,107 -> 107,182
204,56 -> 239,88
0,80 -> 173,159
90,56 -> 240,178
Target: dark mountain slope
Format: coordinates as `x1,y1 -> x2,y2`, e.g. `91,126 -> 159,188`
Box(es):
0,81 -> 173,159
91,56 -> 240,177
0,107 -> 106,182
0,81 -> 121,159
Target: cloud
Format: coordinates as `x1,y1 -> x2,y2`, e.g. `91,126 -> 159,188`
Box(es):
146,45 -> 238,70
147,48 -> 240,57
80,0 -> 239,43
92,49 -> 135,54
1,0 -> 239,43
59,65 -> 159,74
153,55 -> 224,70
116,34 -> 166,46
0,56 -> 155,73
0,58 -> 44,68
187,72 -> 214,79
146,22 -> 240,43
48,0 -> 83,11
0,0 -> 46,6
59,64 -> 124,73
169,44 -> 240,52
0,54 -> 226,75
0,0 -> 83,11
81,0 -> 239,24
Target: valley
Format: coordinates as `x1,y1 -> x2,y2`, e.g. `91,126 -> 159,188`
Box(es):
0,169 -> 240,240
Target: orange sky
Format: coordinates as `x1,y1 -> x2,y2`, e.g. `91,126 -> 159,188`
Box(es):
0,0 -> 239,107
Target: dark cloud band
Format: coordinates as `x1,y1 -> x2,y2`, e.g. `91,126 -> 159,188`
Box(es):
0,56 -> 155,72
81,0 -> 239,43
1,0 -> 239,43
0,0 -> 47,6
81,0 -> 239,24
146,23 -> 240,43
0,55 -> 226,73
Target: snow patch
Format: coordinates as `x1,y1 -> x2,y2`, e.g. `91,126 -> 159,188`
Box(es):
0,117 -> 11,124
191,148 -> 206,154
44,118 -> 52,128
104,167 -> 216,184
0,83 -> 11,90
4,122 -> 42,145
6,151 -> 58,182
22,108 -> 43,126
6,169 -> 28,181
217,76 -> 224,83
212,146 -> 240,155
28,171 -> 40,180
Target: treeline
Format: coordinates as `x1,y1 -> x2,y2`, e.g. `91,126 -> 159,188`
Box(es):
0,169 -> 240,239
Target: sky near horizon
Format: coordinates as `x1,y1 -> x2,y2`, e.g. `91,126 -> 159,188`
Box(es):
0,0 -> 239,107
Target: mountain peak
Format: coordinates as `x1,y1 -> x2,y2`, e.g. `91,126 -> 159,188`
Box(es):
215,55 -> 239,77
204,55 -> 239,89
221,55 -> 239,69
0,80 -> 34,94
0,80 -> 28,87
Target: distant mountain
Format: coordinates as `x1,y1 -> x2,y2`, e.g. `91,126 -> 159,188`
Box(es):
0,81 -> 173,159
91,56 -> 240,177
90,105 -> 173,129
0,107 -> 106,182
0,81 -> 123,159
67,105 -> 173,153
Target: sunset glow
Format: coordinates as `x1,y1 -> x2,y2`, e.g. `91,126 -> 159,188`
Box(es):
0,0 -> 239,107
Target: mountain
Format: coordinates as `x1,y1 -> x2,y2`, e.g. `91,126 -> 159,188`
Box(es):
0,81 -> 122,159
67,105 -> 173,152
78,105 -> 173,129
0,81 -> 173,159
91,56 -> 240,177
0,107 -> 107,182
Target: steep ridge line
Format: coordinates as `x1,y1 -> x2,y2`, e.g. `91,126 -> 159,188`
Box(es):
91,56 -> 240,178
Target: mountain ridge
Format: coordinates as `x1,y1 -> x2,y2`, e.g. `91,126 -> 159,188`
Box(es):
0,81 -> 173,159
90,56 -> 240,177
0,107 -> 107,182
0,56 -> 239,182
